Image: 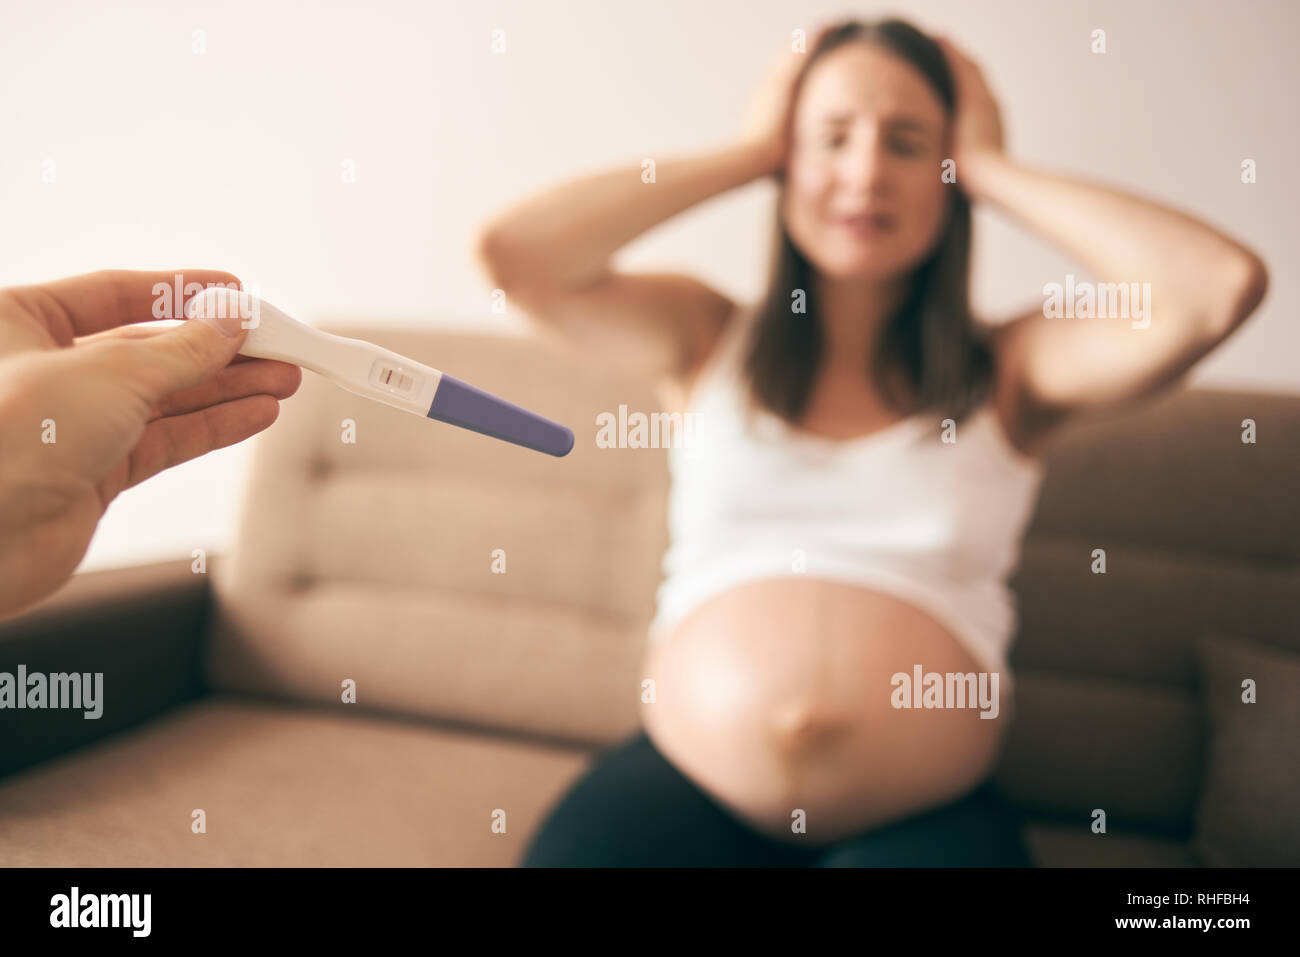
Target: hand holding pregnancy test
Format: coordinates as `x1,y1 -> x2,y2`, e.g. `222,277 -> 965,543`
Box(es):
186,287 -> 573,456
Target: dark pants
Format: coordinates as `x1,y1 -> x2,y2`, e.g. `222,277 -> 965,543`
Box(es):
521,730 -> 1034,867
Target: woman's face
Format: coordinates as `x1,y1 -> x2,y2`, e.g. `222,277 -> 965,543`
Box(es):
783,41 -> 951,280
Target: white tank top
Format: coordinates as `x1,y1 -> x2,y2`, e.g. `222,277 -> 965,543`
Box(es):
648,302 -> 1047,686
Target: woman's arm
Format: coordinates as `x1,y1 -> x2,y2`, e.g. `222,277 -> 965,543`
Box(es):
938,37 -> 1268,430
473,144 -> 767,383
474,35 -> 817,386
967,151 -> 1267,415
476,143 -> 773,293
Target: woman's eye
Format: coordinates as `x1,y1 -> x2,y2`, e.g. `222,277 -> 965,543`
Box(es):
822,135 -> 846,149
890,139 -> 923,156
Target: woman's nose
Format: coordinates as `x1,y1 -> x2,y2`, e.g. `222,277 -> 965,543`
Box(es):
836,136 -> 890,197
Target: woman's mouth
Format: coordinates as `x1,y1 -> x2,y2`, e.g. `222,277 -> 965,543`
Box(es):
833,211 -> 896,238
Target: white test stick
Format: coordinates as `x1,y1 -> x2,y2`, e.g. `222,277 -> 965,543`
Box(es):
186,287 -> 573,457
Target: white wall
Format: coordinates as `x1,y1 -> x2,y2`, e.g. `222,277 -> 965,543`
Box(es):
1,0 -> 1294,572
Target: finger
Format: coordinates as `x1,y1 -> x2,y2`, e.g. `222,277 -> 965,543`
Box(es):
14,269 -> 242,343
797,24 -> 832,59
122,394 -> 282,491
76,324 -> 171,345
151,357 -> 302,419
102,308 -> 255,403
940,37 -> 982,80
937,36 -> 960,67
72,325 -> 286,421
78,323 -> 267,367
936,35 -> 966,66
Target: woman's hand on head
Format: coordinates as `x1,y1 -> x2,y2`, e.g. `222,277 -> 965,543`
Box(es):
739,25 -> 832,176
936,36 -> 1006,192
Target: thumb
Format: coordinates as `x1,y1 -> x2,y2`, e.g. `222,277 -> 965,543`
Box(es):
110,311 -> 250,401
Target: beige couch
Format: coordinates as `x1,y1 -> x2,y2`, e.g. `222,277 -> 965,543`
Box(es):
2,324 -> 1297,866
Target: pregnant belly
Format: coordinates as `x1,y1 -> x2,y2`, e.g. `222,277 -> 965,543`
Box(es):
639,577 -> 1015,847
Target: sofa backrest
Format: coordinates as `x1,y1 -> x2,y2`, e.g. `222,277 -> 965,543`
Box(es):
208,326 -> 668,745
998,386 -> 1299,835
207,325 -> 1300,834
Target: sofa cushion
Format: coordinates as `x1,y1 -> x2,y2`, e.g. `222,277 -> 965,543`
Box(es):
207,327 -> 667,747
1193,633 -> 1300,866
0,691 -> 1209,867
1015,387 -> 1300,562
1021,822 -> 1199,867
992,672 -> 1204,835
1004,386 -> 1300,834
0,696 -> 593,866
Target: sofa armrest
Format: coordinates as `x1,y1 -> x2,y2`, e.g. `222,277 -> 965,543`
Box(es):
0,558 -> 213,779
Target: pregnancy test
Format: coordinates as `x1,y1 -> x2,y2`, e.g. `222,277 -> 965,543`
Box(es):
185,287 -> 573,457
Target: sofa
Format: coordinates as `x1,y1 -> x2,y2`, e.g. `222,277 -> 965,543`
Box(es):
2,323 -> 1297,866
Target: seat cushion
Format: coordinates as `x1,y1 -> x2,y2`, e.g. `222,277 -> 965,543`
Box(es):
1022,823 -> 1200,867
991,672 -> 1205,834
0,695 -> 1208,867
0,696 -> 593,866
1193,633 -> 1300,866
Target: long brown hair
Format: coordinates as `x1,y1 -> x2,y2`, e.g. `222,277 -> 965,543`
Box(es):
741,18 -> 994,430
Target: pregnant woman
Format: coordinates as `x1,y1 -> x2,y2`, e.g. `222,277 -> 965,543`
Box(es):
475,19 -> 1267,866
